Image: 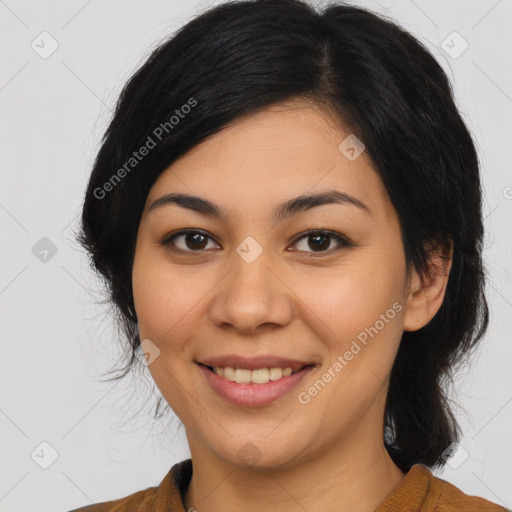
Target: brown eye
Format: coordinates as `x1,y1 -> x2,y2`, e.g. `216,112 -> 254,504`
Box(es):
162,230 -> 220,253
290,230 -> 353,255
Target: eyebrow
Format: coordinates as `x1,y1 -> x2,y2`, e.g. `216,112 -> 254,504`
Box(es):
147,189 -> 370,221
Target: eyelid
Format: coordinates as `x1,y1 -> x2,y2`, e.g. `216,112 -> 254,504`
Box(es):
161,229 -> 221,253
288,229 -> 354,254
161,229 -> 354,255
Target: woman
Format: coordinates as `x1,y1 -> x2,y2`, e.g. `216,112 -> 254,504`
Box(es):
73,0 -> 508,510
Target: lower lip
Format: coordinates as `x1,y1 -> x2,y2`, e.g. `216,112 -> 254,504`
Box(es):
198,363 -> 316,407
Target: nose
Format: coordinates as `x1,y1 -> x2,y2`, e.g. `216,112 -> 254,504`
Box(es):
209,246 -> 295,334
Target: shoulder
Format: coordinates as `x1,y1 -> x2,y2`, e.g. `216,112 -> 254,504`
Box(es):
66,486 -> 157,512
378,464 -> 508,512
426,467 -> 508,511
64,459 -> 191,512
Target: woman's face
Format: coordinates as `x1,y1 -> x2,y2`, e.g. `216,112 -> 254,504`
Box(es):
132,98 -> 417,469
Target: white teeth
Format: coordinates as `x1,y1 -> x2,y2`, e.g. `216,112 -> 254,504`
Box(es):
211,366 -> 297,384
269,368 -> 283,380
235,369 -> 251,383
251,368 -> 269,383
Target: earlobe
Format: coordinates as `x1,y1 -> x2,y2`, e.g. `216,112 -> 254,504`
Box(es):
402,240 -> 453,332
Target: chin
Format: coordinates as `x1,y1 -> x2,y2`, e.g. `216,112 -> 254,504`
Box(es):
213,436 -> 312,471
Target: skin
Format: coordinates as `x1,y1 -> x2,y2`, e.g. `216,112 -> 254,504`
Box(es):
131,97 -> 452,512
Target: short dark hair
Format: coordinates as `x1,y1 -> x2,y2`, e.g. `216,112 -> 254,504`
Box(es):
78,0 -> 489,472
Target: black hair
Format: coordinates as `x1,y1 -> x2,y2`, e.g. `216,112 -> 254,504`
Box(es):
78,0 -> 489,472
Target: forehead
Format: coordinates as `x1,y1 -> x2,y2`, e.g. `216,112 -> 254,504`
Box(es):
146,98 -> 396,223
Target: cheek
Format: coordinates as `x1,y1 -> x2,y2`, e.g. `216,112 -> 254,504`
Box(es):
301,248 -> 406,371
131,238 -> 201,347
304,260 -> 404,335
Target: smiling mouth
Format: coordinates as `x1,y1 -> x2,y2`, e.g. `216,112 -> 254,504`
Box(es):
199,363 -> 315,384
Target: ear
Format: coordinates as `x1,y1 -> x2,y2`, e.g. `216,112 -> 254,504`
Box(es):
402,239 -> 453,332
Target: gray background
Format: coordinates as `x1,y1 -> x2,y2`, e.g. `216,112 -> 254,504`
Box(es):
1,0 -> 511,510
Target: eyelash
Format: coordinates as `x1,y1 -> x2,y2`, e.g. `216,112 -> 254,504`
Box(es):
160,229 -> 354,257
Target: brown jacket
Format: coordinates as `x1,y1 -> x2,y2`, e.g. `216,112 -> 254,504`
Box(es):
68,458 -> 509,511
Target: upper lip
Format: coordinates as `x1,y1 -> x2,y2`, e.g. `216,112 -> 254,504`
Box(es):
198,355 -> 315,371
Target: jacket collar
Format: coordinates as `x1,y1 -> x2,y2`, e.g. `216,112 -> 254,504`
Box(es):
146,458 -> 192,511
